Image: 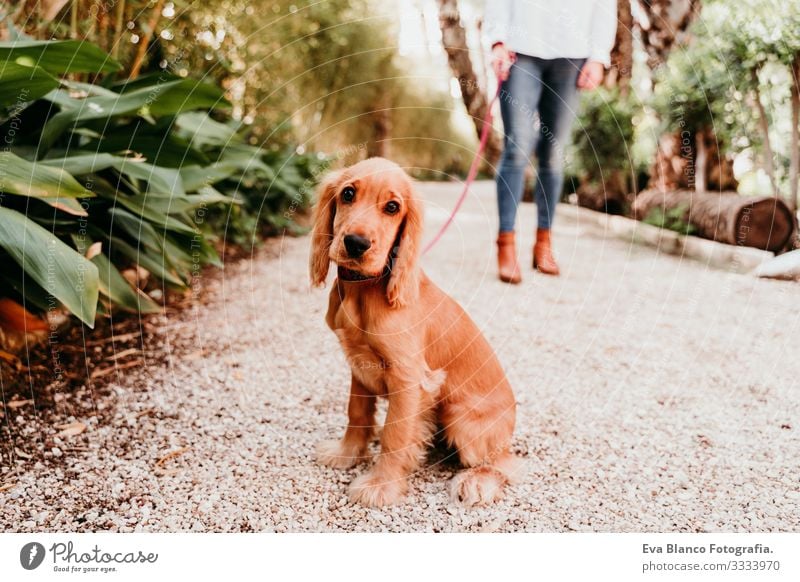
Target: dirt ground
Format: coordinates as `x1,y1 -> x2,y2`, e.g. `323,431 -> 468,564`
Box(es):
2,181 -> 798,532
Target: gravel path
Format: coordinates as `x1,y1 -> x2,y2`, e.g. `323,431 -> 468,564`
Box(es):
2,181 -> 799,532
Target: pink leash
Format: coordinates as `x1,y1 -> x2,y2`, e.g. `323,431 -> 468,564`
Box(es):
422,83 -> 502,255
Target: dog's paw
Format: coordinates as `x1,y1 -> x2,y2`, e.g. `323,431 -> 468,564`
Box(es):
348,471 -> 406,506
449,467 -> 507,507
315,439 -> 365,469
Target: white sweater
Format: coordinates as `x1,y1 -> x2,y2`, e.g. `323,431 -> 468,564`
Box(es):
484,0 -> 618,66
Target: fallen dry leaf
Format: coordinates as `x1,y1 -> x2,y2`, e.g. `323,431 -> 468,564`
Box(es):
7,399 -> 34,409
55,421 -> 87,438
90,359 -> 144,379
0,350 -> 21,365
85,241 -> 103,260
87,331 -> 141,346
13,447 -> 32,459
155,446 -> 191,467
107,347 -> 141,362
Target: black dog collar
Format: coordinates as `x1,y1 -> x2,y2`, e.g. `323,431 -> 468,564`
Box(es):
337,265 -> 390,282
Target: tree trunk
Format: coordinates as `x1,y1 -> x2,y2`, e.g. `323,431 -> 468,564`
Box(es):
70,0 -> 78,39
576,170 -> 630,215
694,131 -> 707,193
128,0 -> 165,80
789,54 -> 799,215
96,0 -> 109,51
605,0 -> 634,93
648,129 -> 736,193
437,0 -> 501,166
111,0 -> 127,60
38,0 -> 69,22
636,0 -> 702,70
633,189 -> 795,252
750,67 -> 779,197
366,102 -> 391,158
475,17 -> 489,93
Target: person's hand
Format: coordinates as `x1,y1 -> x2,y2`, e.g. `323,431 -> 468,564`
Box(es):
577,61 -> 605,90
492,43 -> 515,81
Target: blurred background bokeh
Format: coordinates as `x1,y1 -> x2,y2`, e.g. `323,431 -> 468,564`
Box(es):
1,0 -> 798,344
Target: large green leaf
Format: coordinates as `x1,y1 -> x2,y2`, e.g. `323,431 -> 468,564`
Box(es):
100,212 -> 187,288
40,152 -> 119,175
0,151 -> 94,198
107,236 -> 187,288
41,154 -> 185,195
41,79 -> 228,149
88,175 -> 196,234
83,120 -> 211,168
174,111 -> 239,148
60,80 -> 120,98
111,194 -> 198,235
0,151 -> 93,215
142,79 -> 229,116
0,207 -> 98,326
192,186 -> 240,208
184,231 -> 222,269
91,251 -> 160,314
0,40 -> 121,74
160,234 -> 195,276
111,159 -> 184,195
109,71 -> 180,92
180,163 -> 239,191
123,187 -> 238,216
217,144 -> 276,177
108,207 -> 168,254
0,62 -> 60,107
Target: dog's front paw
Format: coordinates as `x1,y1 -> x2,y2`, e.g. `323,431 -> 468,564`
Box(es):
348,471 -> 406,506
449,467 -> 507,506
315,439 -> 366,469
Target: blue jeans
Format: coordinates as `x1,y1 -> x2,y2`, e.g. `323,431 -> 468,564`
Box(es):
496,55 -> 584,232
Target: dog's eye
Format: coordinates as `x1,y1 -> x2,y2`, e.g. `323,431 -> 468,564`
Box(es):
384,201 -> 400,215
341,186 -> 356,203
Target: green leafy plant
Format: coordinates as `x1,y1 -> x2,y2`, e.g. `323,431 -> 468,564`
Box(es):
570,87 -> 638,214
642,203 -> 698,236
573,87 -> 637,183
0,39 -> 318,329
708,0 -> 800,210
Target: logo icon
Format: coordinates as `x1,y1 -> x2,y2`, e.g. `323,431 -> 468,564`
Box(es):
20,542 -> 46,570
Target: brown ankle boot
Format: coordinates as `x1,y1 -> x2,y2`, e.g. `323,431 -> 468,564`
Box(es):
533,228 -> 560,276
497,232 -> 522,284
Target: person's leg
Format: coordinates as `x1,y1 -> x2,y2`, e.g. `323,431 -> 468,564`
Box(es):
533,58 -> 584,230
496,55 -> 544,234
530,58 -> 583,276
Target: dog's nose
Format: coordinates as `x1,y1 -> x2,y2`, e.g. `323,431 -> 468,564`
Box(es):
343,234 -> 372,258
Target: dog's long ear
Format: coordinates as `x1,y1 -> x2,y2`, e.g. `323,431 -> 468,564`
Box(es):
309,170 -> 342,287
386,181 -> 423,308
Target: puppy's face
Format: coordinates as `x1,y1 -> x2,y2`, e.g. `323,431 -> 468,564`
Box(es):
310,158 -> 423,306
327,162 -> 412,276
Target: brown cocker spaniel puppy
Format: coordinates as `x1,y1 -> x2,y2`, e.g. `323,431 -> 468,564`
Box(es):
310,157 -> 522,507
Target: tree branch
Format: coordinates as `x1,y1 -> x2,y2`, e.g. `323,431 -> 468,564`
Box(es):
128,0 -> 165,80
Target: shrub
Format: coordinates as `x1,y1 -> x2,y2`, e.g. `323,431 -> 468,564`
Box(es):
572,87 -> 637,186
0,39 -> 317,329
570,88 -> 638,214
